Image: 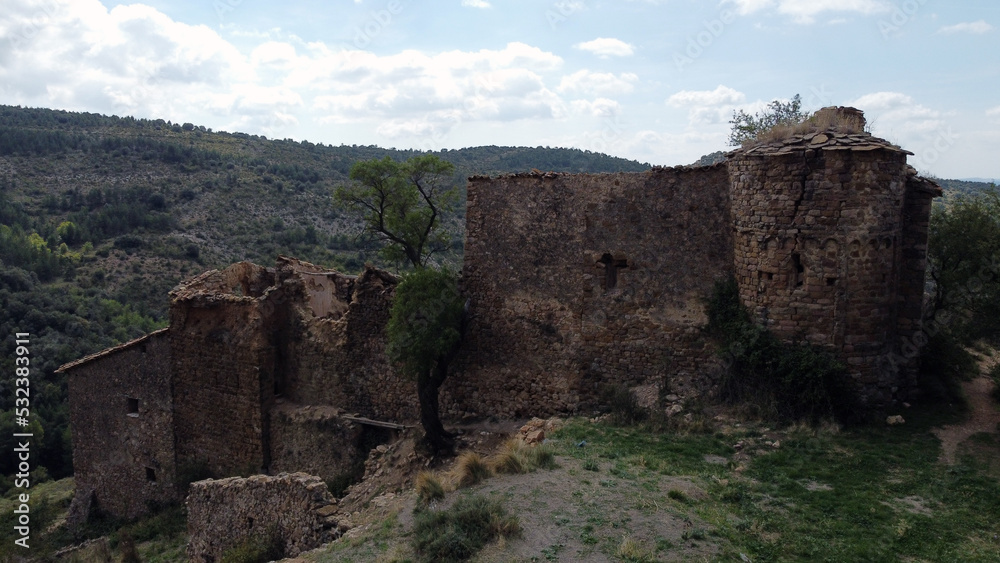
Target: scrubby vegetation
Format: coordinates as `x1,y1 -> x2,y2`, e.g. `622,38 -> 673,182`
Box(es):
704,277 -> 859,425
412,494 -> 521,563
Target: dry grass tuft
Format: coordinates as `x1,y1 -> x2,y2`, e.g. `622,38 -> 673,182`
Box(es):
616,534 -> 655,562
491,440 -> 530,475
489,439 -> 559,475
453,452 -> 493,489
415,471 -> 445,506
747,107 -> 868,147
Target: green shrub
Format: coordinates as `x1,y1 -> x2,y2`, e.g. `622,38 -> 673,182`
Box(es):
412,495 -> 520,563
706,277 -> 858,424
604,384 -> 647,426
220,527 -> 283,563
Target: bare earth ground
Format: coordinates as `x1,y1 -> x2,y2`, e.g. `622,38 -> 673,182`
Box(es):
932,376 -> 1000,464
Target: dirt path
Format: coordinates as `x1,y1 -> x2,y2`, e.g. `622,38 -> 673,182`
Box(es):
932,376 -> 1000,464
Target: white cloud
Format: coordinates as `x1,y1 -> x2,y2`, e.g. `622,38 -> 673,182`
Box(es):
727,0 -> 889,23
726,0 -> 775,15
574,37 -> 635,58
667,85 -> 745,107
558,70 -> 638,97
461,0 -> 492,8
667,85 -> 747,125
850,92 -> 957,171
851,92 -> 943,133
937,20 -> 994,34
570,98 -> 621,118
0,0 -> 605,144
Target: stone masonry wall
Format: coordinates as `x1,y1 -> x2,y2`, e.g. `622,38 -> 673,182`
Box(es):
281,265 -> 414,422
728,134 -> 923,406
895,175 -> 940,385
62,329 -> 178,520
168,263 -> 281,477
267,402 -> 366,482
449,166 -> 733,418
186,473 -> 339,562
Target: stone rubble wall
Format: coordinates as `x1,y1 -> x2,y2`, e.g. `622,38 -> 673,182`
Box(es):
267,403 -> 366,483
168,262 -> 284,477
63,330 -> 178,520
449,166 -> 734,418
186,473 -> 340,562
281,265 -> 416,422
727,132 -> 935,406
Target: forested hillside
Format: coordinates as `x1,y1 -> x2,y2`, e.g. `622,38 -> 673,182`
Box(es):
0,104 -> 651,484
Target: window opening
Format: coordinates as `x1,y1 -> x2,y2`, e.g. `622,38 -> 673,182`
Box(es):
145,467 -> 157,482
791,253 -> 804,287
127,397 -> 139,417
598,253 -> 628,292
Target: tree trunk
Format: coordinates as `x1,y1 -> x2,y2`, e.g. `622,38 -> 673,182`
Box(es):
417,366 -> 454,455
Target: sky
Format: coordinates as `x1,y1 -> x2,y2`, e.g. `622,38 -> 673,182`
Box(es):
1,0 -> 998,180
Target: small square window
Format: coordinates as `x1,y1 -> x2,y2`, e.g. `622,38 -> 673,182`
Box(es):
145,467 -> 157,482
127,397 -> 139,417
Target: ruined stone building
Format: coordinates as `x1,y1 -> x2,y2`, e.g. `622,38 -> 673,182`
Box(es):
61,107 -> 940,519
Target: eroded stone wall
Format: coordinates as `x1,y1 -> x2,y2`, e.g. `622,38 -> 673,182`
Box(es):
186,473 -> 339,562
267,402 -> 366,482
280,265 -> 414,421
168,262 -> 282,477
449,166 -> 734,418
63,330 -> 178,519
727,132 -> 938,405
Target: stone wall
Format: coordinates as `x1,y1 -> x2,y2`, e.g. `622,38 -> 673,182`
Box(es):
280,264 -> 414,422
726,125 -> 939,406
186,473 -> 339,562
168,262 -> 282,477
449,166 -> 733,418
267,402 -> 366,482
62,329 -> 178,520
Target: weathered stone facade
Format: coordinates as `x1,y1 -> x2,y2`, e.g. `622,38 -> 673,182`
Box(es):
61,107 -> 940,525
727,123 -> 939,404
186,473 -> 340,562
63,329 -> 178,520
60,257 -> 403,520
446,165 -> 733,419
448,107 -> 940,414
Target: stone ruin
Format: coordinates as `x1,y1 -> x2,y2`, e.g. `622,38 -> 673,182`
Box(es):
185,473 -> 343,562
59,107 -> 939,544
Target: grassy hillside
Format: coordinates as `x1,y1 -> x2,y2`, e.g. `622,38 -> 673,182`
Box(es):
0,104 -> 651,484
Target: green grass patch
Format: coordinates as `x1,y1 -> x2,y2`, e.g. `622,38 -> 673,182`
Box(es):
548,412 -> 1000,562
412,494 -> 520,563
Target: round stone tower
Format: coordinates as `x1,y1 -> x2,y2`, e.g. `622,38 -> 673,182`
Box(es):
726,107 -> 934,407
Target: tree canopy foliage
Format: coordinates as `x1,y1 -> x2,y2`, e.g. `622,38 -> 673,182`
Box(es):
928,187 -> 1000,342
386,267 -> 465,453
336,155 -> 459,269
728,94 -> 809,146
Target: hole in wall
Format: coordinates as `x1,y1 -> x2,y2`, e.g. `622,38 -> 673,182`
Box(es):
127,397 -> 139,416
791,253 -> 804,287
826,277 -> 837,286
598,253 -> 628,292
145,467 -> 157,482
